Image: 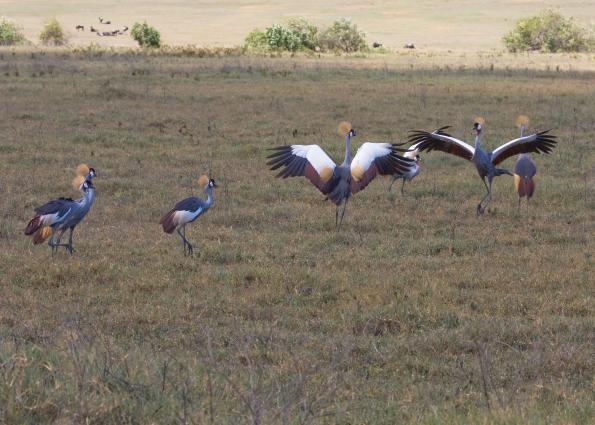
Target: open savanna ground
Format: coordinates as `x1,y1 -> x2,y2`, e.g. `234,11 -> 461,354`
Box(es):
3,0 -> 595,50
0,51 -> 593,424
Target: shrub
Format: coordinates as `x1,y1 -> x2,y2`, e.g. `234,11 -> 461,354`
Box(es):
244,29 -> 268,50
320,18 -> 368,52
503,10 -> 594,53
131,22 -> 161,48
286,18 -> 319,50
0,16 -> 25,46
39,18 -> 66,45
265,24 -> 301,51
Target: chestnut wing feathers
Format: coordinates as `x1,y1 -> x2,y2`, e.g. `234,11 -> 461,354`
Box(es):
408,126 -> 475,161
491,130 -> 556,165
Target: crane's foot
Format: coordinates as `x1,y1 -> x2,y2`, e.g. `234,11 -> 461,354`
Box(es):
187,243 -> 194,256
476,204 -> 485,215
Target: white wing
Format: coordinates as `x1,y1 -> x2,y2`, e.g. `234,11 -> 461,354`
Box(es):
351,142 -> 414,193
268,144 -> 337,194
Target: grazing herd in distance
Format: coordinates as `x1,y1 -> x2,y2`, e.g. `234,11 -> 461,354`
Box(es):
24,116 -> 554,256
74,17 -> 128,37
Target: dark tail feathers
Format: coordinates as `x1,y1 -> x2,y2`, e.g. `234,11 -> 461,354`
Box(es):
24,215 -> 42,235
159,210 -> 177,234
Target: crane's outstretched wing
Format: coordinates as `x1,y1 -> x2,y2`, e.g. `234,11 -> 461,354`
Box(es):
408,126 -> 475,161
490,130 -> 556,165
267,145 -> 338,194
350,143 -> 414,194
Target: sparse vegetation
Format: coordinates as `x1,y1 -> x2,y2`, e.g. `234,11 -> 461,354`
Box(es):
39,18 -> 66,46
131,21 -> 161,48
503,9 -> 594,52
0,16 -> 25,46
0,51 -> 592,423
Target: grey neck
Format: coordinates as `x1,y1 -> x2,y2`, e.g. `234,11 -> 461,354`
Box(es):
474,132 -> 482,150
204,186 -> 214,206
79,188 -> 95,208
520,126 -> 525,137
343,133 -> 352,165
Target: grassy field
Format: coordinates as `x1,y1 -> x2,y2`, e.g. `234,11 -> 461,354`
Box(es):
0,50 -> 593,423
2,0 -> 595,49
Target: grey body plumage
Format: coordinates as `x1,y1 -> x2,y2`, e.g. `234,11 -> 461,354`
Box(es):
160,178 -> 217,256
25,179 -> 96,255
514,124 -> 538,208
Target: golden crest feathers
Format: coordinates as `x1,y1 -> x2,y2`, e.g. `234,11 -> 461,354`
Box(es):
72,175 -> 85,190
197,175 -> 209,187
337,121 -> 352,136
76,163 -> 90,176
516,115 -> 530,128
474,116 -> 485,126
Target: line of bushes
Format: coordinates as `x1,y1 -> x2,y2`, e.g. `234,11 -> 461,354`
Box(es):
244,18 -> 368,53
1,16 -> 67,46
503,9 -> 594,53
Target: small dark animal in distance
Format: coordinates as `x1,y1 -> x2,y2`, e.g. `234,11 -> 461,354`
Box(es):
90,26 -> 97,32
75,25 -> 84,31
372,42 -> 383,48
404,43 -> 415,49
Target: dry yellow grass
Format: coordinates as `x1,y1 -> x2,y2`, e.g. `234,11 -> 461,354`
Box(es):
3,0 -> 595,50
0,50 -> 593,423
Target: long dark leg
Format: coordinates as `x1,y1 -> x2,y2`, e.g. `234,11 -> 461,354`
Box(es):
67,227 -> 75,255
337,197 -> 349,231
388,176 -> 398,192
54,227 -> 75,254
177,227 -> 187,255
177,225 -> 193,256
335,205 -> 339,229
401,179 -> 406,195
477,177 -> 490,215
48,228 -> 60,256
183,225 -> 193,256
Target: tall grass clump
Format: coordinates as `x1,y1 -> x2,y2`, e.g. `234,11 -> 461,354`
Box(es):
131,21 -> 161,48
39,18 -> 66,45
503,9 -> 594,52
0,16 -> 25,45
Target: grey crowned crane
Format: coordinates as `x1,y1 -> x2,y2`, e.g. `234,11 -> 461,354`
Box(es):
513,115 -> 537,209
160,175 -> 217,256
25,165 -> 97,255
388,144 -> 421,194
267,122 -> 415,230
408,117 -> 556,215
